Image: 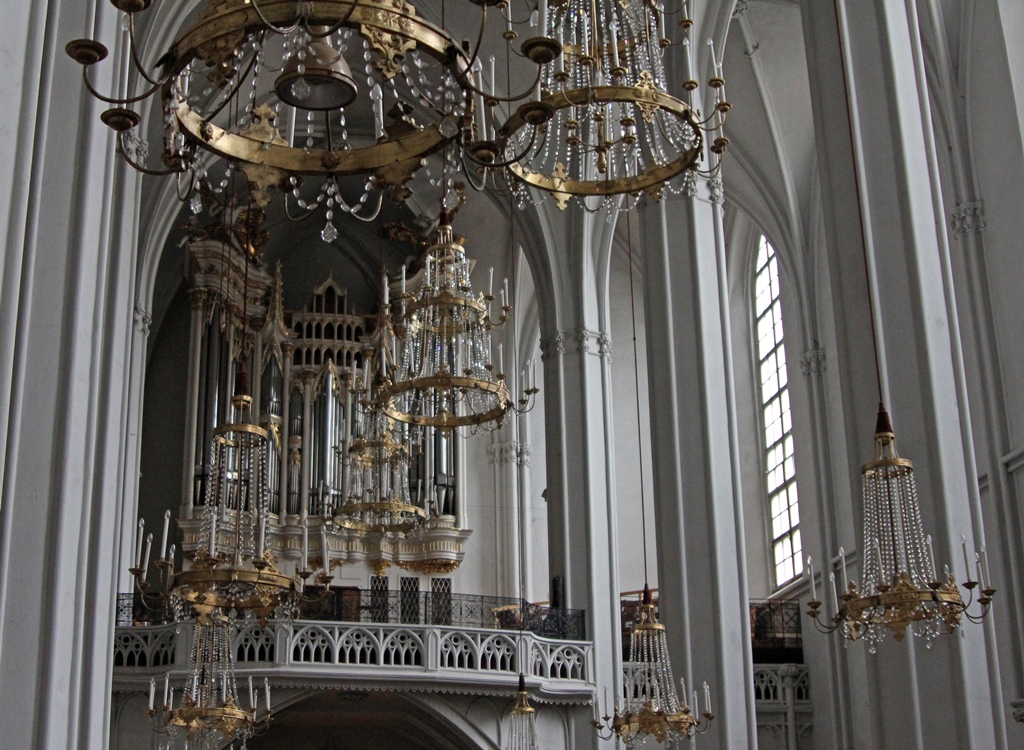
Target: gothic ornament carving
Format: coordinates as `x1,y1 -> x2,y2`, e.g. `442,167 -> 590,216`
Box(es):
597,332 -> 613,362
800,348 -> 826,377
950,202 -> 986,237
133,303 -> 152,336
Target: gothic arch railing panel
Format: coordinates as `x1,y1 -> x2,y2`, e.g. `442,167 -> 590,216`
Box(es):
382,628 -> 424,667
531,642 -> 587,681
235,624 -> 276,664
291,624 -> 335,664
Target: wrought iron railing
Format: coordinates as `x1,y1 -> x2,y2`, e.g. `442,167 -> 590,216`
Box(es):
115,590 -> 586,641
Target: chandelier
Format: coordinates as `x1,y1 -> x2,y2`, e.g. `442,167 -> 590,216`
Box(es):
336,369 -> 429,533
472,0 -> 728,209
66,0 -> 477,222
147,617 -> 271,748
593,587 -> 712,745
379,214 -> 537,434
169,387 -> 298,624
505,674 -> 540,750
806,406 -> 995,649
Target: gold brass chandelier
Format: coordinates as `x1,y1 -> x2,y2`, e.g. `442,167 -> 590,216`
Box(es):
147,618 -> 272,749
168,386 -> 298,625
805,406 -> 995,649
470,0 -> 728,209
379,213 -> 538,434
67,0 -> 471,224
594,586 -> 712,745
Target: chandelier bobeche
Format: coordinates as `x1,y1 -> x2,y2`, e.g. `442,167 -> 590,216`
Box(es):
806,406 -> 995,649
380,215 -> 538,434
470,0 -> 728,208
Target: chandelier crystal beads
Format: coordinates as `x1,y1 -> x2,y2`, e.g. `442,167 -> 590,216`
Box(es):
67,0 -> 475,216
483,0 -> 728,208
380,217 -> 536,433
593,587 -> 712,745
806,407 -> 995,649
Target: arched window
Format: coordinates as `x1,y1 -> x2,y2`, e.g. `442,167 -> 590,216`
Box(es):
754,236 -> 802,586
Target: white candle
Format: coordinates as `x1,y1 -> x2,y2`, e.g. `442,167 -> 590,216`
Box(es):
321,524 -> 330,574
160,509 -> 170,561
472,59 -> 485,136
371,84 -> 384,140
838,546 -> 848,592
141,533 -> 153,579
981,545 -> 991,590
148,678 -> 155,711
556,26 -> 564,78
248,676 -> 255,709
925,534 -> 936,578
209,513 -> 217,554
806,556 -> 816,600
488,267 -> 494,298
505,4 -> 512,34
975,553 -> 985,590
829,572 -> 839,613
961,535 -> 970,581
301,517 -> 309,571
679,677 -> 687,707
498,343 -> 504,376
168,688 -> 174,711
163,674 -> 170,707
167,544 -> 175,575
707,38 -> 717,75
538,0 -> 547,33
657,4 -> 666,41
135,519 -> 145,568
383,272 -> 389,305
400,264 -> 406,294
489,55 -> 496,98
703,681 -> 711,714
609,21 -> 619,70
257,515 -> 266,559
264,678 -> 271,712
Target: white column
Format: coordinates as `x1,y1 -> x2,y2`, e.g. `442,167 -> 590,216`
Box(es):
802,0 -> 1006,746
0,2 -> 138,747
488,437 -> 521,598
640,185 -> 757,750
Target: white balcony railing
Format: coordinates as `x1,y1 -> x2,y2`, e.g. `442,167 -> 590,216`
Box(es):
112,619 -> 595,702
752,664 -> 813,750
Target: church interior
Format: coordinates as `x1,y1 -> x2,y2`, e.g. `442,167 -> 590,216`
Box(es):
2,1 -> 1024,748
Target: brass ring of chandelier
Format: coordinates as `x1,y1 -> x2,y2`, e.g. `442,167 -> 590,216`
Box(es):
400,291 -> 488,319
168,703 -> 256,732
378,374 -> 512,429
840,583 -> 966,623
162,0 -> 471,176
171,567 -> 297,610
349,436 -> 407,464
499,85 -> 703,197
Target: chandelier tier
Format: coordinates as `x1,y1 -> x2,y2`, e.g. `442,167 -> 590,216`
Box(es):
379,216 -> 537,433
169,391 -> 298,624
806,406 -> 995,648
593,586 -> 712,745
147,618 -> 271,749
67,0 -> 477,216
478,0 -> 728,207
336,371 -> 429,533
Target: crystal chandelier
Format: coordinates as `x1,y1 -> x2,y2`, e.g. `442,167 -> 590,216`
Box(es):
169,384 -> 298,625
336,369 -> 428,533
147,618 -> 271,749
66,0 -> 477,221
474,0 -> 728,209
806,406 -> 995,649
379,214 -> 537,434
505,674 -> 540,750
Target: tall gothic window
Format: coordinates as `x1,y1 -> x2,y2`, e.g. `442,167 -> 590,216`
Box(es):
754,236 -> 802,586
